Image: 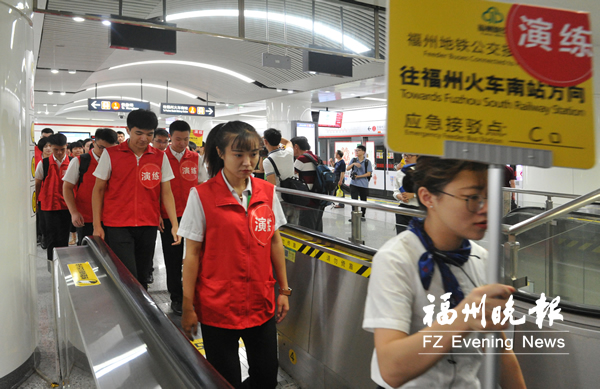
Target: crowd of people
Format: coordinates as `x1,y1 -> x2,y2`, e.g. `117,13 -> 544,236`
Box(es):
32,110 -> 525,388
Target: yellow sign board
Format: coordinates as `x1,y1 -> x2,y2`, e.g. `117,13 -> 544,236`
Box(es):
67,262 -> 101,287
386,0 -> 594,168
189,129 -> 204,149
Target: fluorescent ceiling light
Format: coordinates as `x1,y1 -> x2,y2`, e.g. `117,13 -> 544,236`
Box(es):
62,105 -> 88,112
60,92 -> 66,96
73,17 -> 85,22
86,83 -> 198,99
109,60 -> 254,83
48,91 -> 53,95
287,90 -> 294,94
68,70 -> 76,74
66,117 -> 91,120
276,89 -> 282,92
166,10 -> 370,54
241,114 -> 265,118
51,69 -> 59,74
92,118 -> 114,121
102,20 -> 111,26
360,97 -> 386,102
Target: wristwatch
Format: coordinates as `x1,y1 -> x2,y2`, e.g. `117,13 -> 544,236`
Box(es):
278,287 -> 292,296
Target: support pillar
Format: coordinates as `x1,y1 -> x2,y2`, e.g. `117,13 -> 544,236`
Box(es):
266,95 -> 312,139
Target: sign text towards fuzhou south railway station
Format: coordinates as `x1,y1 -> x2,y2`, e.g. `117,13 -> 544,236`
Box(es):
160,104 -> 216,117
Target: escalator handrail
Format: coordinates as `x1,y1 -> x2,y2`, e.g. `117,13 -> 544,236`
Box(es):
502,187 -> 581,199
82,236 -> 233,389
505,187 -> 600,236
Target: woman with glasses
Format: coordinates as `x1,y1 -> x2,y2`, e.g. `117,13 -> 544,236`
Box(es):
363,156 -> 525,389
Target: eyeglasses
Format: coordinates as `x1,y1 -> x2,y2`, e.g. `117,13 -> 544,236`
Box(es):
439,190 -> 487,213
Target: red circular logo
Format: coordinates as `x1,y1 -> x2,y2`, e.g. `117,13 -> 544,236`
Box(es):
139,163 -> 161,189
506,5 -> 592,87
180,160 -> 198,182
249,204 -> 275,246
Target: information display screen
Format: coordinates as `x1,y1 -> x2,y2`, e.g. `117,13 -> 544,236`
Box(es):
318,111 -> 343,128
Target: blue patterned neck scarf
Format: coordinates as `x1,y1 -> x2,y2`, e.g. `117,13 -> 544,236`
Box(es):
409,218 -> 471,308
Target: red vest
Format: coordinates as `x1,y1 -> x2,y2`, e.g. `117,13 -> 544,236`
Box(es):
35,147 -> 42,168
160,147 -> 199,218
40,157 -> 70,211
75,151 -> 99,223
102,142 -> 164,227
194,172 -> 277,329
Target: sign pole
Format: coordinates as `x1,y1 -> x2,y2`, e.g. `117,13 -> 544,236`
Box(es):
482,164 -> 503,388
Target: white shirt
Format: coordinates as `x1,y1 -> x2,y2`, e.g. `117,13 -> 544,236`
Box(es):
93,147 -> 174,182
363,231 -> 487,388
178,170 -> 287,242
63,151 -> 101,185
263,146 -> 294,199
169,146 -> 209,183
393,168 -> 419,207
34,155 -> 68,180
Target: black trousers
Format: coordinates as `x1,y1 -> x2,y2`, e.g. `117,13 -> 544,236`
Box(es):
76,222 -> 94,246
42,210 -> 71,260
105,226 -> 157,290
201,317 -> 278,389
350,185 -> 369,217
159,217 -> 183,303
298,205 -> 324,232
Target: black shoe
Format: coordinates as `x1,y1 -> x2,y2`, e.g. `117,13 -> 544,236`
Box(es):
361,217 -> 366,221
40,238 -> 47,250
171,301 -> 182,316
147,273 -> 154,284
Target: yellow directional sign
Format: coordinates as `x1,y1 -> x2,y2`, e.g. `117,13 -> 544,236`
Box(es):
289,349 -> 297,365
67,262 -> 101,287
386,0 -> 594,168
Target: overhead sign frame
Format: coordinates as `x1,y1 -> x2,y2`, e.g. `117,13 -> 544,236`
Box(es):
160,103 -> 216,117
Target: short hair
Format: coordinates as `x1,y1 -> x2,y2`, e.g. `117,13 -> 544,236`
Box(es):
336,150 -> 344,158
188,141 -> 197,150
41,128 -> 54,135
154,128 -> 169,139
291,136 -> 310,151
126,109 -> 158,131
47,133 -> 67,147
37,137 -> 49,151
116,131 -> 125,136
263,128 -> 282,146
412,156 -> 488,210
95,128 -> 118,145
68,141 -> 83,151
356,145 -> 366,152
169,120 -> 191,135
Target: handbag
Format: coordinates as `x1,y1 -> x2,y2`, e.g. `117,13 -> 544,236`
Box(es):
336,185 -> 344,197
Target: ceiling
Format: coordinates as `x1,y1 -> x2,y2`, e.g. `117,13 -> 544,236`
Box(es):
33,0 -> 389,126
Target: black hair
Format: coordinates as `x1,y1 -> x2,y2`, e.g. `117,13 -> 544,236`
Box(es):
356,144 -> 366,152
68,141 -> 83,151
41,128 -> 54,135
263,128 -> 282,146
116,130 -> 125,136
95,128 -> 118,145
205,121 -> 262,178
37,137 -> 49,152
201,141 -> 205,148
154,128 -> 169,139
336,150 -> 344,158
291,136 -> 310,151
169,120 -> 191,135
47,133 -> 67,147
82,138 -> 92,145
188,141 -> 197,150
412,156 -> 488,210
126,109 -> 158,131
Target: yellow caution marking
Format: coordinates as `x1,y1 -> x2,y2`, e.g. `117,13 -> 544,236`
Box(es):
558,238 -> 566,245
281,236 -> 371,278
579,243 -> 592,251
67,262 -> 100,287
566,241 -> 579,248
190,338 -> 244,356
289,349 -> 297,365
593,246 -> 600,254
32,191 -> 36,213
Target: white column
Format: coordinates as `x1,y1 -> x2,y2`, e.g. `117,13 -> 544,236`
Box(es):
0,0 -> 36,385
266,95 -> 312,139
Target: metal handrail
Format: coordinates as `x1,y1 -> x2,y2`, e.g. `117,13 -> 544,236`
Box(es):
506,188 -> 600,236
275,187 -> 427,218
502,187 -> 580,199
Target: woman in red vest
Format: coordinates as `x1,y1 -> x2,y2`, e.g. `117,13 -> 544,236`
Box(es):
179,121 -> 290,389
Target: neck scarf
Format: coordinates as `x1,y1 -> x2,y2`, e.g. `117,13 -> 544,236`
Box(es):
409,218 -> 471,308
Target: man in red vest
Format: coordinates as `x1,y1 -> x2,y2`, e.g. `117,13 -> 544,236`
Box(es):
159,120 -> 208,315
34,133 -> 70,261
92,109 -> 181,289
34,127 -> 54,168
63,128 -> 118,246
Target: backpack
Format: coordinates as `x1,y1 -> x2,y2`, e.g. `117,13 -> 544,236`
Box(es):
266,156 -> 311,207
41,156 -> 71,181
351,158 -> 372,182
302,153 -> 337,193
78,153 -> 92,187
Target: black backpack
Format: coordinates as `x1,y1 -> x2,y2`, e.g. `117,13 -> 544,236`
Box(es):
266,156 -> 311,207
41,156 -> 71,181
302,153 -> 337,193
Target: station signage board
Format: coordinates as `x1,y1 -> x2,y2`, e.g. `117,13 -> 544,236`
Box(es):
88,99 -> 150,112
386,0 -> 594,169
160,103 -> 215,117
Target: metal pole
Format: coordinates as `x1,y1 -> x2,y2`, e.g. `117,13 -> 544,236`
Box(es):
311,0 -> 315,45
140,79 -> 143,100
95,83 -> 97,99
545,196 -> 554,297
162,0 -> 167,22
119,0 -> 123,16
482,164 -> 503,389
340,6 -> 344,51
349,206 -> 364,245
374,9 -> 380,59
166,81 -> 168,103
238,0 -> 245,39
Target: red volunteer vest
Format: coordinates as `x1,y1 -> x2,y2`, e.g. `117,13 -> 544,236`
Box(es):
102,142 -> 164,227
194,172 -> 277,329
35,147 -> 42,168
40,156 -> 70,211
160,147 -> 199,218
75,151 -> 99,223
